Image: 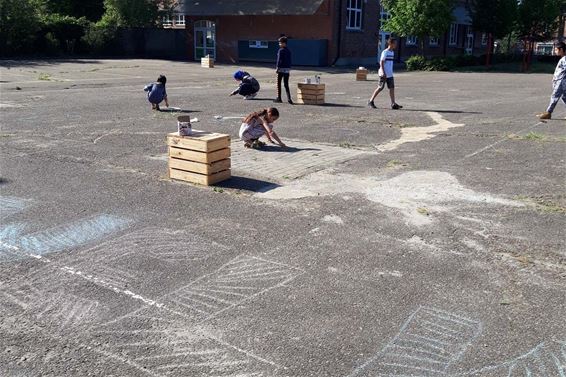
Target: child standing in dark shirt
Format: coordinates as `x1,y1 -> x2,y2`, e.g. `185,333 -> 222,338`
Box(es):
274,36 -> 293,104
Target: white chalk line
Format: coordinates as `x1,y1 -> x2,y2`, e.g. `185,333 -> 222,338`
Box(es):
92,255 -> 303,372
463,121 -> 543,159
0,241 -> 165,309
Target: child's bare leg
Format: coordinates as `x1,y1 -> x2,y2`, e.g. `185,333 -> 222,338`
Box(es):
369,87 -> 383,102
389,88 -> 396,105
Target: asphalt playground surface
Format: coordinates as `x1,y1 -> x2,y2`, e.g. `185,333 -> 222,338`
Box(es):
0,59 -> 565,376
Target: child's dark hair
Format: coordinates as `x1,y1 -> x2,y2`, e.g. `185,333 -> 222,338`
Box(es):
157,75 -> 167,85
278,36 -> 288,44
244,108 -> 279,123
556,42 -> 566,52
387,37 -> 397,46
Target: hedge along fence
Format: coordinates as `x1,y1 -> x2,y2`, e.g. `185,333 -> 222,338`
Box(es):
1,17 -> 188,60
404,54 -> 529,71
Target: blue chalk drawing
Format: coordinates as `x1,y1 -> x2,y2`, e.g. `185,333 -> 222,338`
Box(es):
462,341 -> 566,377
348,306 -> 482,377
348,306 -> 565,377
18,214 -> 130,255
0,196 -> 131,262
0,196 -> 28,220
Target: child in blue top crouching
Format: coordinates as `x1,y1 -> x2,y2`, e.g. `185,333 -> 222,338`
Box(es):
144,75 -> 169,111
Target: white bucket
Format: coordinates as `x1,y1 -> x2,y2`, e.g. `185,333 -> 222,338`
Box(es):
177,115 -> 192,136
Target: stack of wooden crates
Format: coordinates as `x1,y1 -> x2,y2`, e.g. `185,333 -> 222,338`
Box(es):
356,68 -> 368,81
201,56 -> 214,68
167,131 -> 231,185
297,83 -> 325,105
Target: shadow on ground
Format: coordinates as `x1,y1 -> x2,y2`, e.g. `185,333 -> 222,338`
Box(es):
401,108 -> 482,114
159,108 -> 197,114
214,176 -> 280,193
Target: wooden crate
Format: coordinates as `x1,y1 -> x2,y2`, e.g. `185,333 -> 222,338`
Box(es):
168,131 -> 230,153
201,57 -> 214,68
356,69 -> 368,81
297,83 -> 325,105
169,168 -> 231,186
167,131 -> 231,186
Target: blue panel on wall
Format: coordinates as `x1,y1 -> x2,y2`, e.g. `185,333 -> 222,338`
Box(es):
238,39 -> 328,66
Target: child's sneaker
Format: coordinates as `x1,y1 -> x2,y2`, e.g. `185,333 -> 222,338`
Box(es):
391,103 -> 403,110
244,93 -> 257,100
244,141 -> 253,148
251,140 -> 265,149
538,112 -> 551,120
368,101 -> 377,109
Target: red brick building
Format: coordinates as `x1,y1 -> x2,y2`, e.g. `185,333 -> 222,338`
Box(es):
391,1 -> 492,61
180,0 -> 496,66
181,0 -> 381,66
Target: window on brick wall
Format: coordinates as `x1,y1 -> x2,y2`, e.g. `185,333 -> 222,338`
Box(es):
175,14 -> 185,26
162,15 -> 172,27
449,23 -> 459,46
249,40 -> 268,49
481,32 -> 488,46
406,35 -> 418,46
346,0 -> 363,30
429,37 -> 439,46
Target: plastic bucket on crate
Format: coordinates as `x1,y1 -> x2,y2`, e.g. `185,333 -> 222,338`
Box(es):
177,115 -> 192,136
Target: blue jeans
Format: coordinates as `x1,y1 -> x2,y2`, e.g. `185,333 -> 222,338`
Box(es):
547,80 -> 566,113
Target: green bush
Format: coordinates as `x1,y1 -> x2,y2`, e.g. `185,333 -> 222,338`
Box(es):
39,14 -> 89,53
452,54 -> 479,67
81,24 -> 117,54
406,55 -> 428,71
426,57 -> 455,71
0,0 -> 42,55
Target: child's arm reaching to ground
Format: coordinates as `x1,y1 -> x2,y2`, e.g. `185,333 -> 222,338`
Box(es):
261,119 -> 286,148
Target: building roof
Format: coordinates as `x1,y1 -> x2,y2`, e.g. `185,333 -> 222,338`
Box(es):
180,0 -> 326,16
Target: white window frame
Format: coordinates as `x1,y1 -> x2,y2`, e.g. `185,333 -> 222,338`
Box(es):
406,35 -> 418,46
429,37 -> 439,46
162,15 -> 172,27
249,40 -> 268,49
449,23 -> 459,46
174,14 -> 185,26
380,5 -> 390,23
346,0 -> 363,30
481,32 -> 488,46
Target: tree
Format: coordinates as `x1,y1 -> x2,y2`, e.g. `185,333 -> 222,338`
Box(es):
516,0 -> 562,71
44,0 -> 105,22
380,0 -> 457,54
0,0 -> 43,55
468,0 -> 517,66
98,0 -> 177,28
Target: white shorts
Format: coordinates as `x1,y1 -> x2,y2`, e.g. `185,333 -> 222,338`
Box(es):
239,122 -> 273,142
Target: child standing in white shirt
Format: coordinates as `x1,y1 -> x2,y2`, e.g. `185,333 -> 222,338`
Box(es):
368,38 -> 403,110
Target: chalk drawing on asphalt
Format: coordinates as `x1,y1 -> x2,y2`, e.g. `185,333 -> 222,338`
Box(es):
348,306 -> 482,377
0,196 -> 29,220
348,306 -> 565,377
37,226 -> 230,289
460,341 -> 566,377
92,310 -> 276,377
163,254 -> 305,322
0,212 -> 131,262
88,255 -> 303,375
